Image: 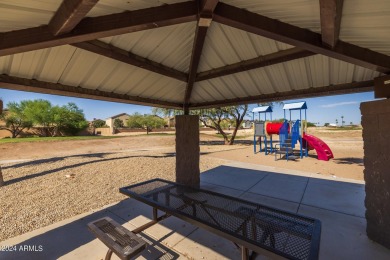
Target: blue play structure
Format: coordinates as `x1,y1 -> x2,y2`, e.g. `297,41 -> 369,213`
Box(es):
275,101 -> 308,161
252,106 -> 273,155
253,101 -> 334,161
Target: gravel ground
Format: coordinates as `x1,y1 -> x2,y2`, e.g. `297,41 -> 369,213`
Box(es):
0,149 -> 224,241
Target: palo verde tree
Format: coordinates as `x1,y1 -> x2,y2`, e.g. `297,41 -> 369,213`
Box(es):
0,101 -> 33,138
22,99 -> 53,136
51,103 -> 89,135
194,105 -> 249,145
126,113 -> 165,134
113,118 -> 124,128
91,119 -> 107,128
152,105 -> 249,145
1,99 -> 88,137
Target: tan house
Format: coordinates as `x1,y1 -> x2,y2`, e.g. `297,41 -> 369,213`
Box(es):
105,113 -> 130,128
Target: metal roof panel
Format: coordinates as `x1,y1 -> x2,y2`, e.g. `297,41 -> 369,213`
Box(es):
221,0 -> 321,33
0,0 -> 60,32
340,0 -> 390,55
199,22 -> 293,72
100,22 -> 196,73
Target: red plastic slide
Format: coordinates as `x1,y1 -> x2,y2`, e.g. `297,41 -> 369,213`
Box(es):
302,133 -> 334,161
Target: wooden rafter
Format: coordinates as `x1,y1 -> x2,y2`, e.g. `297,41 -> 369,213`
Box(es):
195,47 -> 315,82
320,0 -> 344,48
72,40 -> 188,82
190,80 -> 374,108
214,3 -> 390,73
184,0 -> 219,112
48,0 -> 99,36
0,75 -> 181,109
0,1 -> 197,57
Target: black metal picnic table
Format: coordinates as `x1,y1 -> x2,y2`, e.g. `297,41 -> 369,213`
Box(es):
119,178 -> 321,260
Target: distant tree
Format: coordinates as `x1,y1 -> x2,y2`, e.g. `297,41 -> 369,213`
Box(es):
126,113 -> 144,128
341,115 -> 344,127
142,115 -> 165,134
151,108 -> 183,117
113,118 -> 124,128
126,113 -> 165,134
350,121 -> 353,125
324,123 -> 330,127
152,105 -> 248,144
306,122 -> 316,127
23,99 -> 54,136
194,105 -> 248,145
0,101 -> 33,138
92,119 -> 107,128
335,119 -> 338,125
51,103 -> 89,135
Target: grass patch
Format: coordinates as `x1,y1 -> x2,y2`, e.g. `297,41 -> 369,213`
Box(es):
0,136 -> 123,143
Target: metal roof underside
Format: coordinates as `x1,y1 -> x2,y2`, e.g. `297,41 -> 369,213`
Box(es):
0,0 -> 388,110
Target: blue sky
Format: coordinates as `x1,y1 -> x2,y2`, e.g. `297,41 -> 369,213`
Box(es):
0,88 -> 374,125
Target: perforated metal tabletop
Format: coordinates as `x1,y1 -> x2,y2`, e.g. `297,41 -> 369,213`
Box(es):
120,178 -> 321,260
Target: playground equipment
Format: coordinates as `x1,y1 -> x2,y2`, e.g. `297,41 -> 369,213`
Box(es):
274,101 -> 307,161
252,102 -> 334,161
253,106 -> 290,155
275,101 -> 334,161
252,106 -> 273,154
302,134 -> 334,161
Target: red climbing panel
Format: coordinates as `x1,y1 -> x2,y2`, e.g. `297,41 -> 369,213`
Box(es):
302,133 -> 334,161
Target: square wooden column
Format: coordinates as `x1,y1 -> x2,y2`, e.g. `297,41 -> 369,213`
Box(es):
361,99 -> 390,249
175,115 -> 200,187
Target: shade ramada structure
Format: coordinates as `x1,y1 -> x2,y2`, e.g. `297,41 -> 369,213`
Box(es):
0,0 -> 389,250
0,0 -> 388,112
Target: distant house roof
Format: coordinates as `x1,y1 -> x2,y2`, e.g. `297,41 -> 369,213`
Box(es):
252,106 -> 273,113
283,102 -> 307,110
106,113 -> 129,119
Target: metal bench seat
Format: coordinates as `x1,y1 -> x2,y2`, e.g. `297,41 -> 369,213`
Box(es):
88,217 -> 147,260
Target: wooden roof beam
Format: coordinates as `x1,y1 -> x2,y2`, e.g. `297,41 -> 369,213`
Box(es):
0,1 -> 197,57
184,0 -> 219,112
0,74 -> 181,109
190,80 -> 374,108
214,3 -> 390,73
48,0 -> 99,36
320,0 -> 344,49
72,40 -> 188,82
195,47 -> 315,82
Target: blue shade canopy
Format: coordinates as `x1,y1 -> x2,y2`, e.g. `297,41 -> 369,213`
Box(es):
283,102 -> 307,110
252,106 -> 273,113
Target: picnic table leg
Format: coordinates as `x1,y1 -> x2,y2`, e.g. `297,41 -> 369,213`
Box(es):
241,246 -> 248,260
104,248 -> 113,260
153,207 -> 158,221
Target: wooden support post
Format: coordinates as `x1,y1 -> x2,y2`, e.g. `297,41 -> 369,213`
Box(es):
175,115 -> 200,187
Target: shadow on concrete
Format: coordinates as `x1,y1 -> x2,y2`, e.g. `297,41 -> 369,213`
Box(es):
0,200 -> 180,260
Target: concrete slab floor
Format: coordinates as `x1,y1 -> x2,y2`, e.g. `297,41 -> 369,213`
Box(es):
1,162 -> 389,260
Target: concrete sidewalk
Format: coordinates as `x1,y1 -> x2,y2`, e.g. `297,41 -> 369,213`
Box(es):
1,162 -> 389,259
